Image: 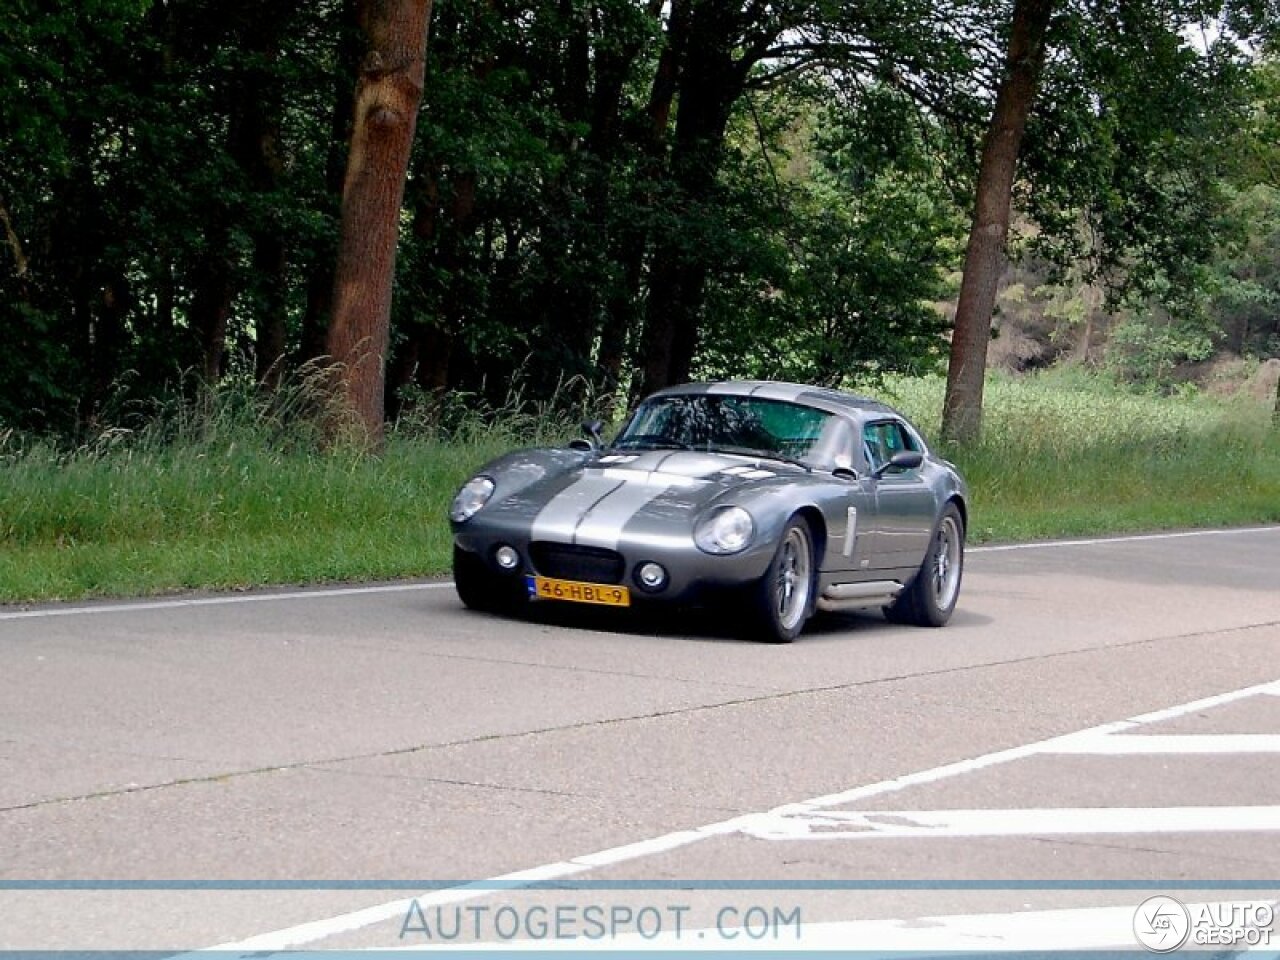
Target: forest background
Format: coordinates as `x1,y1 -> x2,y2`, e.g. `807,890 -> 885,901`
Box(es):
1,0 -> 1279,600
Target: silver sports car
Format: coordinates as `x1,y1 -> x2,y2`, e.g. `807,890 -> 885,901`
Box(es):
449,381 -> 968,642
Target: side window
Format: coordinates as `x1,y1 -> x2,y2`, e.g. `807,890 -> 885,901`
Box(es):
862,421 -> 919,473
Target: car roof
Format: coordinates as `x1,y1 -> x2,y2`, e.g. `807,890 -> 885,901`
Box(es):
647,380 -> 901,420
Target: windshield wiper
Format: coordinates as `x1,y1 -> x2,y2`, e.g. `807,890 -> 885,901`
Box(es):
702,444 -> 812,471
613,437 -> 692,451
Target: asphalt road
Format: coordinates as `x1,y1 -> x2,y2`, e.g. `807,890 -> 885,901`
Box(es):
2,525 -> 1280,953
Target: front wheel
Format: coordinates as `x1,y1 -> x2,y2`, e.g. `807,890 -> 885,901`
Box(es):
744,516 -> 816,644
885,503 -> 964,627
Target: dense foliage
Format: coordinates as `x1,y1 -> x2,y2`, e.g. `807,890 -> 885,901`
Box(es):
0,0 -> 1276,438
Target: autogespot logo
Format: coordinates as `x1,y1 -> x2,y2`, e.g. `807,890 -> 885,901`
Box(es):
1134,896 -> 1191,953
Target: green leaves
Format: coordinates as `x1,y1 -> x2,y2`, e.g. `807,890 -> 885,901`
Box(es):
2,0 -> 1276,438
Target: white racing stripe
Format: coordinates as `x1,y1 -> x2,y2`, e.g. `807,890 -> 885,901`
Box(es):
530,454 -> 724,549
572,470 -> 696,551
528,474 -> 629,545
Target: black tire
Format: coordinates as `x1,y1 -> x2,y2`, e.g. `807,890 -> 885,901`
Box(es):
885,503 -> 964,627
453,545 -> 524,612
743,515 -> 816,644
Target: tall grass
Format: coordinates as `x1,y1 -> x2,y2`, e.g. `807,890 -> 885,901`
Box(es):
881,369 -> 1280,542
0,374 -> 587,603
1,369 -> 1277,603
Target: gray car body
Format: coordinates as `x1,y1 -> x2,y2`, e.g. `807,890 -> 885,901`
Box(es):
451,380 -> 968,610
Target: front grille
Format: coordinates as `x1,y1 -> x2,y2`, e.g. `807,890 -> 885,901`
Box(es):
529,542 -> 625,584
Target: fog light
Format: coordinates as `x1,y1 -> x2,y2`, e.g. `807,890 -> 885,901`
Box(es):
637,562 -> 667,590
495,545 -> 520,570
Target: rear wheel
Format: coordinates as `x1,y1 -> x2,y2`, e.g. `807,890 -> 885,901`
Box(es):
885,503 -> 964,627
744,516 -> 815,644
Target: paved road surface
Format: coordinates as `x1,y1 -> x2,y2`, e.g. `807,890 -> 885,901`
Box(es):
2,526 -> 1279,952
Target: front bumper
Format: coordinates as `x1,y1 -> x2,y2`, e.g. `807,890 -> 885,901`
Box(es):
453,523 -> 776,604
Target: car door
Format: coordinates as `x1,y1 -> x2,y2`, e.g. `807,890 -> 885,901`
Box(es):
862,419 -> 935,570
810,416 -> 878,575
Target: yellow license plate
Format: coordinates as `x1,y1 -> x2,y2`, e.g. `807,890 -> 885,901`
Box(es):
526,575 -> 631,607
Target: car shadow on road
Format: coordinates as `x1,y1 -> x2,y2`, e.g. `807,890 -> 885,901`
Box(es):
452,597 -> 994,645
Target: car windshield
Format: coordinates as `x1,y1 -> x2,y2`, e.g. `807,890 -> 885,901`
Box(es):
613,394 -> 839,466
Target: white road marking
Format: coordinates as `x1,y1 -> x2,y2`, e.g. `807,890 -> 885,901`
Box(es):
190,676 -> 1280,955
967,524 -> 1280,553
773,678 -> 1280,816
188,841 -> 743,956
1126,681 -> 1280,722
0,582 -> 454,622
4,523 -> 1275,623
174,863 -> 592,957
743,806 -> 1280,841
1045,733 -> 1280,754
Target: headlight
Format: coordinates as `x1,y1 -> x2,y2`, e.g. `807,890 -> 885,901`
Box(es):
695,506 -> 754,555
450,476 -> 495,522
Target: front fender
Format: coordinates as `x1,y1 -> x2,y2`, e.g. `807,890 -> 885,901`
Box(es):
460,447 -> 590,509
705,476 -> 851,561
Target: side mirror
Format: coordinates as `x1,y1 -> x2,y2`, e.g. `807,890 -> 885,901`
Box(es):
569,419 -> 605,451
872,449 -> 924,479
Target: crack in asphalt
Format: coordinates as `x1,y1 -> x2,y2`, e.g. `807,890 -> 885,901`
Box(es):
301,763 -> 745,814
1039,835 -> 1280,870
315,637 -> 775,692
3,617 -> 1279,816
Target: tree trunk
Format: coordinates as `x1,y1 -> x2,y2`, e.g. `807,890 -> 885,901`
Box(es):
0,197 -> 29,285
240,54 -> 291,388
301,0 -> 361,366
395,168 -> 473,405
636,1 -> 740,398
941,0 -> 1055,443
325,0 -> 432,447
604,0 -> 686,401
587,2 -> 665,407
189,227 -> 235,384
1273,364 -> 1280,429
252,230 -> 289,387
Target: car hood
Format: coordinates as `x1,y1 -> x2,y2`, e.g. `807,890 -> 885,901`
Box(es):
483,448 -> 805,549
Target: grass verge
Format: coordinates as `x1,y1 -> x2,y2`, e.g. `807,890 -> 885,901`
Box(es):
884,371 -> 1280,543
2,370 -> 1278,603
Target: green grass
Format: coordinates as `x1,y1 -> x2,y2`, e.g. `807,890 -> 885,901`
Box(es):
882,370 -> 1280,543
2,370 -> 1278,603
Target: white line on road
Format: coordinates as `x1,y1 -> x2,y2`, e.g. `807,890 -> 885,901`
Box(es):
743,806 -> 1280,841
4,523 -> 1276,622
1045,733 -> 1280,754
0,582 -> 453,621
966,524 -> 1280,554
192,676 -> 1280,955
182,862 -> 592,957
763,677 -> 1280,817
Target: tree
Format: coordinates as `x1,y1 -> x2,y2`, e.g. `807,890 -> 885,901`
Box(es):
325,0 -> 432,446
941,0 -> 1275,441
942,0 -> 1053,443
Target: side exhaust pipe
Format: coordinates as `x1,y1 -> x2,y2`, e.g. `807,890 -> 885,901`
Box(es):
817,580 -> 904,612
